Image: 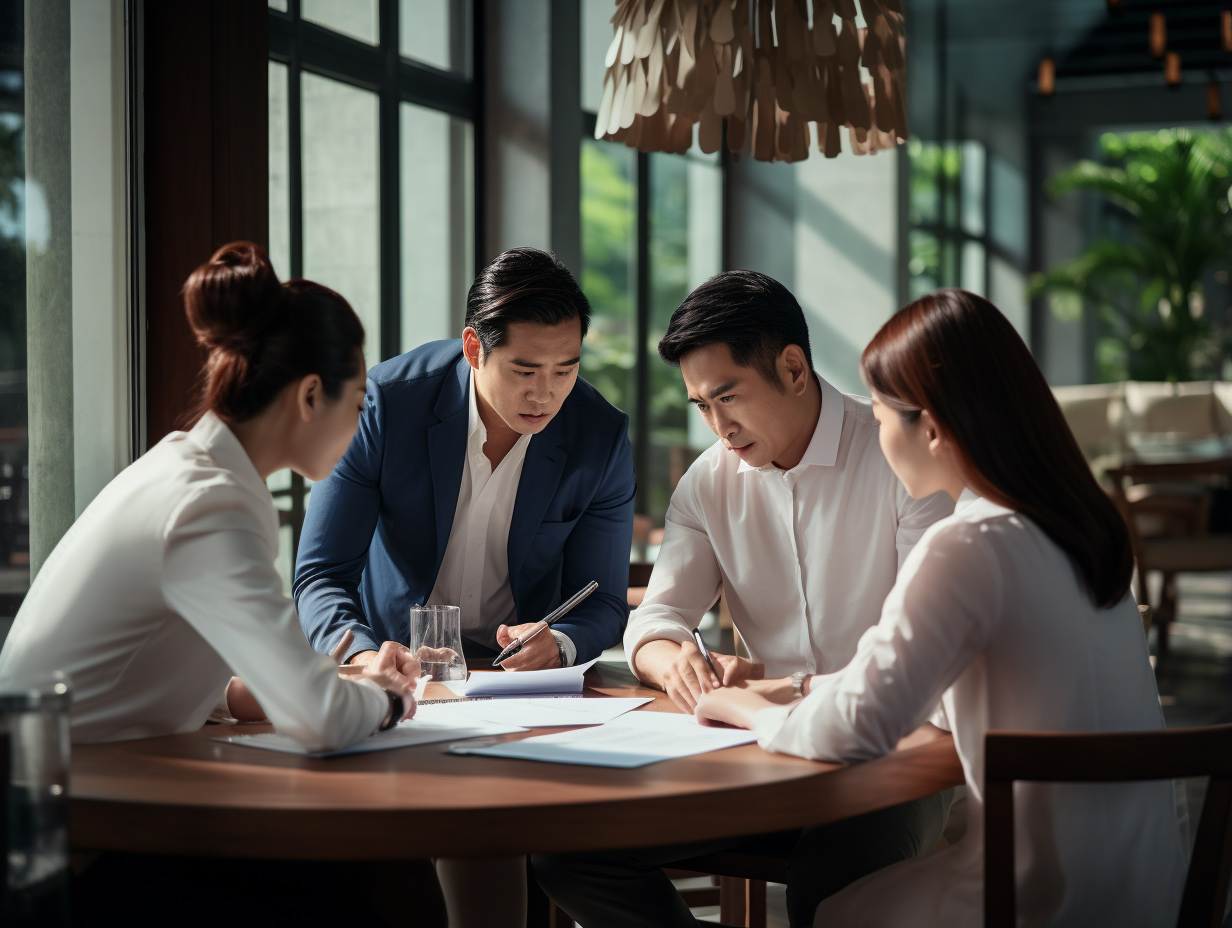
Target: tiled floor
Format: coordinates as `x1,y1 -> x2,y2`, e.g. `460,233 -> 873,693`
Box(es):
678,573 -> 1232,927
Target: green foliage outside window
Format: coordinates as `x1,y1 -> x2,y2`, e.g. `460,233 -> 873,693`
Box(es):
1029,129 -> 1232,383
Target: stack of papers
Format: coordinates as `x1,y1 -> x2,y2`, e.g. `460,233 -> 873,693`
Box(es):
447,710 -> 757,768
417,696 -> 651,728
445,657 -> 601,697
216,717 -> 525,759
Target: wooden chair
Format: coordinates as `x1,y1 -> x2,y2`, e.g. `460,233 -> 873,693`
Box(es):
1107,459 -> 1232,653
984,723 -> 1232,928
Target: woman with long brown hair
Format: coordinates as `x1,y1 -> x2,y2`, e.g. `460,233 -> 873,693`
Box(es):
695,290 -> 1186,927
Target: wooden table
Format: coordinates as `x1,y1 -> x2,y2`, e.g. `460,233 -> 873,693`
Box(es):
69,662 -> 963,860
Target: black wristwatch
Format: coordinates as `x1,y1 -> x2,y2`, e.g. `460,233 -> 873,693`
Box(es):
379,690 -> 404,731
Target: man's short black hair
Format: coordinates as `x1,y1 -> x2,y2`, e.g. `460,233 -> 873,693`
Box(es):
657,270 -> 813,387
465,247 -> 591,355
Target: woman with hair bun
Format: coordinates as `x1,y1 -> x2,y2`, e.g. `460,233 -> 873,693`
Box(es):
694,290 -> 1186,927
0,241 -> 419,752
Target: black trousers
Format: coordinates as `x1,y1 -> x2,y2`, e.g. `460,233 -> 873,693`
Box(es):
532,788 -> 954,928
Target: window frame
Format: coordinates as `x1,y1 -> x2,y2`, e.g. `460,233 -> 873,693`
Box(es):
267,0 -> 483,560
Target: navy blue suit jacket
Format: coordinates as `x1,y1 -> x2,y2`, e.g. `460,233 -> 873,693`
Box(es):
293,340 -> 636,664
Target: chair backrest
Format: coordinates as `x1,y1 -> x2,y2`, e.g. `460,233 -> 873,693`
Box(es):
984,724 -> 1232,928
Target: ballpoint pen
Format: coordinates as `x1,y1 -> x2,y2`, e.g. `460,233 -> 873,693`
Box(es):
690,627 -> 721,684
492,580 -> 600,666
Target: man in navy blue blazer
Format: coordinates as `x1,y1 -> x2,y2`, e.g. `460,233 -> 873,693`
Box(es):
294,248 -> 636,671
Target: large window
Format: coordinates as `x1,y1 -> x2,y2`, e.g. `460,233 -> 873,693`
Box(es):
579,131 -> 724,530
579,0 -> 724,530
267,0 -> 478,587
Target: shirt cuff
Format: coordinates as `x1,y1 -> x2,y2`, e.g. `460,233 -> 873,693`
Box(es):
624,622 -> 696,681
751,702 -> 801,751
339,624 -> 381,663
207,678 -> 237,725
929,701 -> 951,732
550,630 -> 577,667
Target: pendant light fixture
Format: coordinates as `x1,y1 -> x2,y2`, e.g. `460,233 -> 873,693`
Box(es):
593,0 -> 910,163
1149,10 -> 1167,58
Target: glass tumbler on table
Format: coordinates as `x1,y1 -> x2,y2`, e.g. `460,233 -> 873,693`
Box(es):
409,605 -> 466,682
1,670 -> 71,927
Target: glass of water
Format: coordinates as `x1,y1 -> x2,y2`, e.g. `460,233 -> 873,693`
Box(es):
0,669 -> 71,927
409,605 -> 466,682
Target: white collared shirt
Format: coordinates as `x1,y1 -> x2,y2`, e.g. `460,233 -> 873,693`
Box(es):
751,491 -> 1186,928
0,411 -> 388,750
625,375 -> 954,678
426,371 -> 577,663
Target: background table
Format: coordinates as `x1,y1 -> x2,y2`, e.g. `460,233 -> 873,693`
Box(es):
69,662 -> 963,860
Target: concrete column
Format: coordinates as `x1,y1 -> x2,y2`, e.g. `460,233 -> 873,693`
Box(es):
25,0 -> 74,579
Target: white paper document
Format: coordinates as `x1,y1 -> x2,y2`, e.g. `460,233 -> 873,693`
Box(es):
447,710 -> 757,768
416,696 -> 652,728
216,717 -> 526,759
444,657 -> 601,698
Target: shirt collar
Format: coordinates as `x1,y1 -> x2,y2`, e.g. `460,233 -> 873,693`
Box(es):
737,374 -> 845,475
955,487 -> 982,512
188,410 -> 269,499
467,366 -> 485,446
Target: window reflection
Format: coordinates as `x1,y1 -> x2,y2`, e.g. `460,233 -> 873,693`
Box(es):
400,102 -> 473,351
302,0 -> 378,45
399,0 -> 472,77
301,73 -> 381,353
580,140 -> 637,435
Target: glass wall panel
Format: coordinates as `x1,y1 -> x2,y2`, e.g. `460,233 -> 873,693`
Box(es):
580,140 -> 637,434
0,8 -> 25,622
302,0 -> 378,45
400,102 -> 473,351
268,61 -> 291,279
301,73 -> 381,354
960,140 -> 986,237
648,149 -> 721,522
582,0 -> 615,114
961,240 -> 986,296
269,0 -> 289,11
399,0 -> 472,77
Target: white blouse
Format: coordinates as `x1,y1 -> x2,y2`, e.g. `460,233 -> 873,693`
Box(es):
753,491 -> 1187,928
0,412 -> 388,751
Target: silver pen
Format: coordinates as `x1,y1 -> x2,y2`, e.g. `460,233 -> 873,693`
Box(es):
492,580 -> 600,666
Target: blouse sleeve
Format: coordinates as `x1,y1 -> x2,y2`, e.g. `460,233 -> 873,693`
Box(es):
752,519 -> 1001,763
161,483 -> 389,754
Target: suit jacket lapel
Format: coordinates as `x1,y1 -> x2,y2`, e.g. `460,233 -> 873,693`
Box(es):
508,419 -> 567,596
426,356 -> 470,577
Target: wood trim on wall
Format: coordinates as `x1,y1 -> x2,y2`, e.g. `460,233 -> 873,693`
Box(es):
143,1 -> 268,446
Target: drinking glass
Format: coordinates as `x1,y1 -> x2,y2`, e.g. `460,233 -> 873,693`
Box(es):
0,670 -> 71,927
409,605 -> 466,682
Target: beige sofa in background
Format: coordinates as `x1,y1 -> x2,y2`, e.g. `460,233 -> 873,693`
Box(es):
1053,381 -> 1232,465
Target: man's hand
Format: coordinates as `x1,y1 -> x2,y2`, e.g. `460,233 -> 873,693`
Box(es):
495,623 -> 560,671
639,639 -> 765,713
358,640 -> 421,722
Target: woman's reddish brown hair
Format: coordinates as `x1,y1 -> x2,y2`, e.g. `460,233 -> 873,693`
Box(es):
860,289 -> 1133,609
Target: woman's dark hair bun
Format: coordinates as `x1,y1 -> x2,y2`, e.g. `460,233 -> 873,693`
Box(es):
182,241 -> 283,353
181,240 -> 366,426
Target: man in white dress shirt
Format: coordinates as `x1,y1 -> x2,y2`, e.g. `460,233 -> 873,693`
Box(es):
533,271 -> 955,928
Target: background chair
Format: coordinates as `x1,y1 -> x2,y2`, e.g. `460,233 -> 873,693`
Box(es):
984,723 -> 1232,928
1108,459 -> 1232,653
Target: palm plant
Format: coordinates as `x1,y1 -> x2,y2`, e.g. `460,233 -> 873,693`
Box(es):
1028,128 -> 1232,382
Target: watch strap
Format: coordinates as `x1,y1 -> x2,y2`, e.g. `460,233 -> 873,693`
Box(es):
379,690 -> 404,731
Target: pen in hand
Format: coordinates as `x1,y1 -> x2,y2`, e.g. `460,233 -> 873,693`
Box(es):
492,580 -> 600,667
691,627 -> 722,686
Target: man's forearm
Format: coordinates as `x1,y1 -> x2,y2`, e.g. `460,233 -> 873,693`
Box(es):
631,638 -> 684,689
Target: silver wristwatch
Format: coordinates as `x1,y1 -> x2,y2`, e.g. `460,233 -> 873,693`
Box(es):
791,671 -> 808,699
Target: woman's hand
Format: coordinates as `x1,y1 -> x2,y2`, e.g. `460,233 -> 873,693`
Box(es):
360,640 -> 421,722
694,683 -> 782,730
